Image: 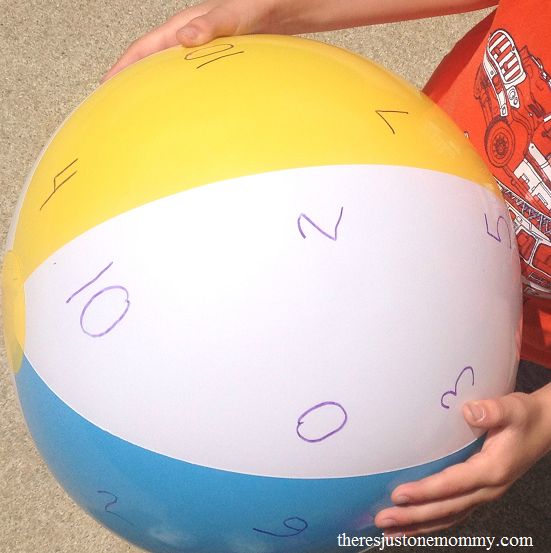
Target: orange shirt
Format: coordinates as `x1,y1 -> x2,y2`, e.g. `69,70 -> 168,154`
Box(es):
424,0 -> 551,368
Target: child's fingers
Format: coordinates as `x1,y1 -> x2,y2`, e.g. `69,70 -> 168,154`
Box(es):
101,2 -> 217,82
176,6 -> 245,46
101,30 -> 177,82
463,394 -> 532,430
389,453 -> 503,505
377,485 -> 502,531
101,0 -> 272,82
382,508 -> 473,538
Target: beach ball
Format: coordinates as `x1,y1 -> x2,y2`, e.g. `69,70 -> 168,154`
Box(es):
2,35 -> 521,553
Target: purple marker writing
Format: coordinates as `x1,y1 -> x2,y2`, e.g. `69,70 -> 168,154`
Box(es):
441,366 -> 476,410
298,207 -> 344,241
67,262 -> 130,337
296,401 -> 348,443
484,213 -> 512,249
80,286 -> 130,338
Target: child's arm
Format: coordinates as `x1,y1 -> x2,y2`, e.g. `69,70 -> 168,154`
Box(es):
102,0 -> 498,81
374,383 -> 551,536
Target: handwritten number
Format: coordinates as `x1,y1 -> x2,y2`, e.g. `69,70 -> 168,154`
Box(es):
296,401 -> 348,443
97,491 -> 134,526
67,262 -> 130,337
80,286 -> 130,337
375,110 -> 409,135
253,517 -> 308,537
184,43 -> 244,69
484,213 -> 512,249
40,158 -> 78,210
184,43 -> 235,59
66,262 -> 113,304
298,207 -> 343,240
440,366 -> 475,409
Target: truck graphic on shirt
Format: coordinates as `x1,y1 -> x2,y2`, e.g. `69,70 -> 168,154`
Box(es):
474,28 -> 551,297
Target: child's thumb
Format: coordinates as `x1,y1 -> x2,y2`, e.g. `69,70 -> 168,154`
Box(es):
176,8 -> 242,47
463,397 -> 517,429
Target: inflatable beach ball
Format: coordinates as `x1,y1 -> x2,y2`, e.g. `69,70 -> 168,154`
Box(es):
3,35 -> 521,553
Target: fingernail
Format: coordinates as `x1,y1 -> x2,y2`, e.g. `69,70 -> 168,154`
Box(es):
179,26 -> 199,42
377,518 -> 397,528
468,402 -> 486,422
394,495 -> 410,505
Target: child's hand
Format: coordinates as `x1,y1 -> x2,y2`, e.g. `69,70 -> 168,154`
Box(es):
375,386 -> 551,536
101,0 -> 499,82
101,0 -> 289,82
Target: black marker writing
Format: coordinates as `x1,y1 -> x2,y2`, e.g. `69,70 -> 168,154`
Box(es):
253,517 -> 308,537
375,110 -> 409,135
97,490 -> 134,526
185,43 -> 245,69
40,158 -> 78,210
